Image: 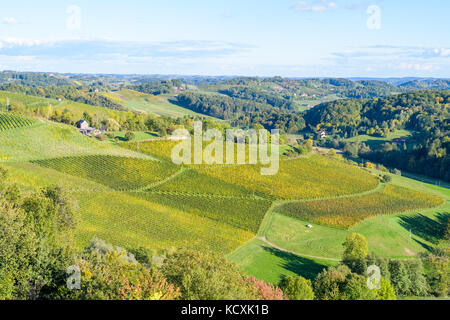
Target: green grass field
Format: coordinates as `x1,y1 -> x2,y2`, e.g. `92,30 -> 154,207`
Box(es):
228,239 -> 337,284
113,89 -> 203,117
345,129 -> 413,149
0,121 -> 149,161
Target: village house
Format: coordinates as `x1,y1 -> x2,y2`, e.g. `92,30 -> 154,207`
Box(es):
76,120 -> 101,136
319,130 -> 327,139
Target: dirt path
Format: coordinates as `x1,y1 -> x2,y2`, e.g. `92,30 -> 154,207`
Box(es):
258,236 -> 340,262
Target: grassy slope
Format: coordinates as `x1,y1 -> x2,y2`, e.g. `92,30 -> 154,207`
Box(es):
345,129 -> 413,149
230,168 -> 448,283
113,89 -> 202,117
0,121 -> 150,161
228,239 -> 337,285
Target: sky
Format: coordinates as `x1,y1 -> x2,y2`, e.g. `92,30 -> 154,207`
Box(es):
0,0 -> 449,77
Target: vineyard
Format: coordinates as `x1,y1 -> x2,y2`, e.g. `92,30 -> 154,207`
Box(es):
32,155 -> 179,190
0,112 -> 35,131
74,191 -> 254,253
154,169 -> 255,197
197,155 -> 380,200
121,139 -> 275,166
132,192 -> 272,233
276,184 -> 444,229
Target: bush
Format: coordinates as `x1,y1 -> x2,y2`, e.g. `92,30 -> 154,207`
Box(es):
280,276 -> 314,300
66,242 -> 180,300
247,277 -> 287,300
374,278 -> 397,300
124,131 -> 135,141
161,249 -> 257,300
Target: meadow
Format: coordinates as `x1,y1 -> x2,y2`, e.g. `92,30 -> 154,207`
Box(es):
228,239 -> 337,284
0,121 -> 150,161
277,184 -> 444,229
32,155 -> 179,191
112,89 -> 203,117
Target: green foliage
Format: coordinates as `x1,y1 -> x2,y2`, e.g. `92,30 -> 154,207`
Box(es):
0,169 -> 76,300
308,90 -> 450,181
388,260 -> 412,296
374,278 -> 397,300
424,254 -> 450,297
343,233 -> 369,266
124,131 -> 135,141
65,239 -> 181,300
280,275 -> 315,300
313,264 -> 376,300
32,155 -> 179,191
161,249 -> 257,300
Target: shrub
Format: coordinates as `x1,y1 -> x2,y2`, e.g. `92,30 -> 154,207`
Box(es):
279,276 -> 314,300
247,277 -> 287,300
374,278 -> 397,300
67,243 -> 180,300
124,131 -> 135,141
161,249 -> 257,300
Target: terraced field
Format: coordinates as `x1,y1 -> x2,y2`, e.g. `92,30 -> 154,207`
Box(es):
0,112 -> 35,131
276,184 -> 444,229
32,155 -> 179,190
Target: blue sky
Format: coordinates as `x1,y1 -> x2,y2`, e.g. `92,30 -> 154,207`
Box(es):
0,0 -> 449,77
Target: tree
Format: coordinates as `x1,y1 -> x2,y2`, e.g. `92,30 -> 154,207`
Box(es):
124,131 -> 135,141
340,273 -> 377,300
374,278 -> 397,300
161,249 -> 257,300
388,260 -> 412,296
342,233 -> 369,274
246,277 -> 287,300
66,240 -> 180,300
0,169 -> 76,300
280,275 -> 314,300
405,260 -> 429,297
314,265 -> 351,300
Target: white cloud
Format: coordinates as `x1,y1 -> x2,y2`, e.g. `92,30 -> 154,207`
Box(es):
292,0 -> 340,12
2,17 -> 18,25
397,63 -> 439,72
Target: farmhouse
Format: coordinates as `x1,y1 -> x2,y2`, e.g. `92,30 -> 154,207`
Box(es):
76,120 -> 100,136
